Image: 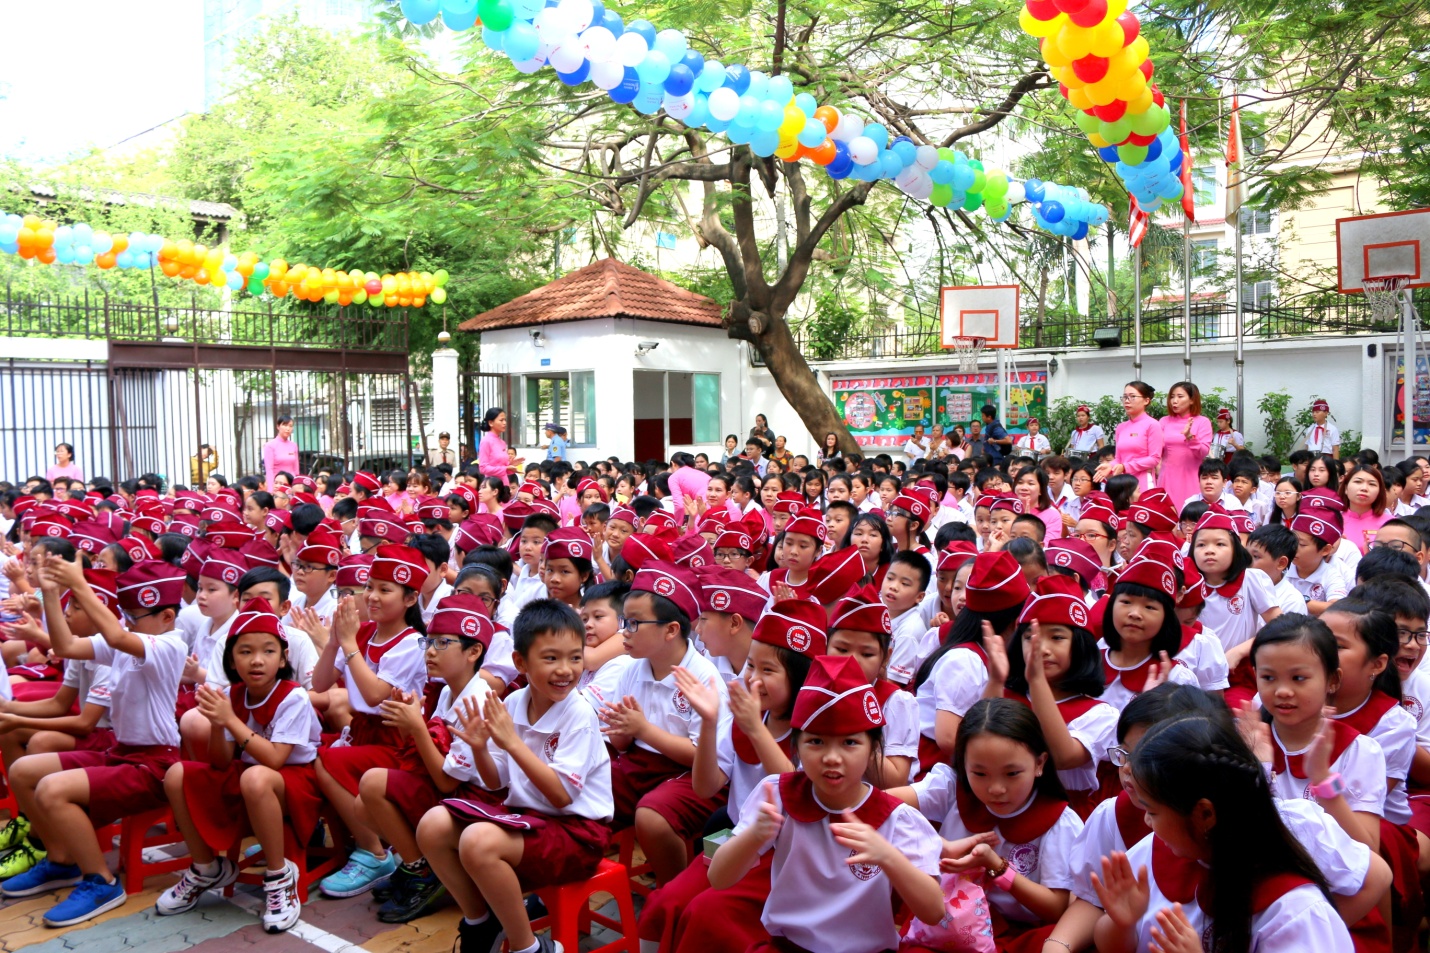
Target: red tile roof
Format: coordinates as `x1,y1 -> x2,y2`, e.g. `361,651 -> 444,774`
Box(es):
458,258 -> 724,332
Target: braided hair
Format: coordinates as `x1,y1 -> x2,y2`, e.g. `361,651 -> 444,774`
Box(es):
1131,714 -> 1330,953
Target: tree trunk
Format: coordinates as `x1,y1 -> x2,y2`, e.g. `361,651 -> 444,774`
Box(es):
1034,266 -> 1048,349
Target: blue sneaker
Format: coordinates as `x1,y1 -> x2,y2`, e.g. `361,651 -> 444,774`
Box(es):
1,857 -> 82,897
42,874 -> 127,927
318,848 -> 398,898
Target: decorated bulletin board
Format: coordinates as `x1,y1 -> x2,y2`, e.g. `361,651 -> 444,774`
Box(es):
832,370 -> 1047,448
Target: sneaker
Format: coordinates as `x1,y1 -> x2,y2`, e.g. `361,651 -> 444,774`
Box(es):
1,855 -> 80,897
155,858 -> 239,916
318,848 -> 397,898
378,867 -> 447,923
42,874 -> 127,927
262,861 -> 301,933
456,915 -> 505,953
0,841 -> 45,882
0,815 -> 30,853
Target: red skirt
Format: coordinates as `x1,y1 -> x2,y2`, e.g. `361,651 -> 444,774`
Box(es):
673,852 -> 774,953
174,684 -> 201,722
56,743 -> 179,827
181,759 -> 324,846
917,734 -> 944,775
610,745 -> 685,826
316,712 -> 418,796
637,773 -> 726,840
1405,783 -> 1430,838
382,768 -> 445,821
438,797 -> 610,889
10,680 -> 64,704
990,911 -> 1055,953
1224,656 -> 1257,710
1379,818 -> 1424,953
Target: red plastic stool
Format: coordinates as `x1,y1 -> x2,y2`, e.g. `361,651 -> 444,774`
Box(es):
93,806 -> 190,894
516,859 -> 638,953
223,809 -> 351,903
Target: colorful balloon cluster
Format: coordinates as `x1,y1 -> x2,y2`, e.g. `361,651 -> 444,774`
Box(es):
0,211 -> 448,307
396,0 -> 1110,234
1019,0 -> 1187,213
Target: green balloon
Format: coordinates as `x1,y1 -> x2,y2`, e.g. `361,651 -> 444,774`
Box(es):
968,159 -> 984,172
477,0 -> 513,31
936,147 -> 957,162
353,289 -> 368,304
431,287 -> 448,305
985,174 -> 1008,197
252,261 -> 270,281
1100,117 -> 1133,145
986,201 -> 1009,218
433,268 -> 449,288
246,277 -> 264,295
1074,111 -> 1100,135
930,183 -> 954,207
370,292 -> 385,307
1129,104 -> 1170,137
1118,144 -> 1149,165
962,192 -> 984,211
970,170 -> 987,193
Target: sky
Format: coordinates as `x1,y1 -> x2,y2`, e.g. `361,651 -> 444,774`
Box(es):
0,3 -> 205,165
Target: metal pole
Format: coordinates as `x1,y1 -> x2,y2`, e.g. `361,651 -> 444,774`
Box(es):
1182,215 -> 1192,380
1134,244 -> 1143,379
1234,219 -> 1245,432
1106,221 -> 1115,323
1405,289 -> 1419,452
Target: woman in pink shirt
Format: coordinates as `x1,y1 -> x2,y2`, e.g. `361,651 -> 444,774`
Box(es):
261,416 -> 301,491
1340,465 -> 1393,553
1095,380 -> 1164,491
1157,380 -> 1212,505
44,443 -> 84,484
477,407 -> 521,479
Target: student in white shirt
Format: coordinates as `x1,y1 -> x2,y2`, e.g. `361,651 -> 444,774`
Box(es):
1209,407 -> 1245,460
1304,398 -> 1342,457
1286,512 -> 1349,615
1011,417 -> 1051,459
1248,524 -> 1323,616
1065,406 -> 1106,457
882,552 -> 933,685
286,532 -> 340,626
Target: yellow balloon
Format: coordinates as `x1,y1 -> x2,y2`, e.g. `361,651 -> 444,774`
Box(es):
1088,132 -> 1110,147
1050,65 -> 1077,87
1041,39 -> 1072,68
1119,70 -> 1148,101
1067,86 -> 1094,110
1021,8 -> 1066,37
1106,0 -> 1128,19
1056,23 -> 1096,61
775,138 -> 799,160
1086,76 -> 1120,106
1129,88 -> 1155,113
1090,20 -> 1125,57
1126,36 -> 1149,63
211,270 -> 228,288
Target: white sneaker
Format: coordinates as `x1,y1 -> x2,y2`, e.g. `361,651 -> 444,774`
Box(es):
262,860 -> 301,933
155,858 -> 239,916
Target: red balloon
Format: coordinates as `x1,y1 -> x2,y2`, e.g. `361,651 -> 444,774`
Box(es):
1072,55 -> 1109,84
1027,0 -> 1061,18
1059,82 -> 1070,98
1127,132 -> 1157,146
1052,0 -> 1089,13
365,278 -> 382,295
1094,100 -> 1127,122
1068,0 -> 1106,27
1117,11 -> 1140,45
1151,85 -> 1166,108
1139,59 -> 1154,80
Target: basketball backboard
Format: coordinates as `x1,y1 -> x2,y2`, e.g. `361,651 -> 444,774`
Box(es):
1337,209 -> 1430,293
939,284 -> 1020,348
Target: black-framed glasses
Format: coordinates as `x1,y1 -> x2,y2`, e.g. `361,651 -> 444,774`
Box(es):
619,617 -> 666,632
1397,626 -> 1429,647
418,636 -> 464,651
1373,539 -> 1418,554
294,561 -> 334,575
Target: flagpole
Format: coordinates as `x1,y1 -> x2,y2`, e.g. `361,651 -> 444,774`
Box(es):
1134,242 -> 1143,379
1234,204 -> 1245,433
1183,214 -> 1192,380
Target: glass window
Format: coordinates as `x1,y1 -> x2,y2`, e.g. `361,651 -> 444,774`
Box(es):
1192,166 -> 1217,208
524,376 -> 567,447
570,371 -> 596,446
693,374 -> 720,443
1192,239 -> 1219,277
1240,207 -> 1272,236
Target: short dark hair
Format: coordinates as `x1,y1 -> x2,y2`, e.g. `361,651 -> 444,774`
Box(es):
582,502 -> 610,522
935,521 -> 977,548
511,598 -> 585,656
465,545 -> 514,583
980,404 -> 996,419
237,566 -> 291,603
290,503 -> 324,536
408,533 -> 451,570
1012,513 -> 1047,541
624,588 -> 691,638
889,550 -> 932,590
1117,683 -> 1226,743
1355,546 -> 1421,586
522,513 -> 558,535
1349,577 -> 1430,624
1248,524 -> 1297,563
1198,459 -> 1228,479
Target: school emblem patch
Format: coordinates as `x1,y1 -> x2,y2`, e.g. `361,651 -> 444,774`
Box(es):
654,576 -> 677,598
1228,595 -> 1245,615
461,616 -> 480,637
1406,695 -> 1425,722
710,590 -> 732,612
1309,584 -> 1325,601
222,566 -> 240,584
862,689 -> 882,724
1007,843 -> 1039,875
138,586 -> 160,608
1053,552 -> 1072,567
1069,602 -> 1089,628
393,564 -> 412,586
848,849 -> 880,881
672,689 -> 691,716
543,732 -> 560,760
881,609 -> 892,631
786,624 -> 813,652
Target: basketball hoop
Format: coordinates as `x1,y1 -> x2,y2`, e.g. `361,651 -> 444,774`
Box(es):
951,336 -> 985,372
1364,275 -> 1410,325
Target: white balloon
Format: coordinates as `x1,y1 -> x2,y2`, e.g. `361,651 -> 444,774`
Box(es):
708,87 -> 740,121
915,145 -> 939,170
512,55 -> 546,73
848,136 -> 877,165
581,25 -> 616,63
614,31 -> 649,68
589,58 -> 625,89
663,92 -> 696,119
1006,181 -> 1026,204
833,113 -> 864,143
548,35 -> 585,72
908,174 -> 933,200
532,7 -> 563,36
556,0 -> 594,32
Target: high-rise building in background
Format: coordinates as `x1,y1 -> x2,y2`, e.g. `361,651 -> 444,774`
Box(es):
203,0 -> 371,109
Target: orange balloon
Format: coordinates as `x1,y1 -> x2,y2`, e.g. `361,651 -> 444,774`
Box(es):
338,292 -> 353,306
161,241 -> 179,260
96,253 -> 117,269
17,228 -> 35,247
271,282 -> 289,298
194,268 -> 210,285
808,138 -> 838,165
180,265 -> 198,279
110,235 -> 128,253
814,106 -> 839,133
37,247 -> 56,264
413,295 -> 425,308
160,260 -> 182,277
17,247 -> 35,260
386,296 -> 400,308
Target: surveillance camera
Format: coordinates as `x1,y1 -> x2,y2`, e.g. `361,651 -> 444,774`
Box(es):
637,341 -> 659,351
529,329 -> 542,339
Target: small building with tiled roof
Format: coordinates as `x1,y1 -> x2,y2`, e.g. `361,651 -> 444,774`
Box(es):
460,258 -> 783,463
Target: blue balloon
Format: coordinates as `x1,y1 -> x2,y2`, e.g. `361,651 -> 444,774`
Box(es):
879,151 -> 903,178
891,140 -> 917,165
442,2 -> 479,30
514,0 -> 543,14
1042,200 -> 1065,223
750,129 -> 780,157
726,122 -> 754,145
598,9 -> 623,35
705,115 -> 732,134
853,162 -> 882,182
745,71 -> 768,100
1072,221 -> 1089,240
503,22 -> 540,61
828,160 -> 852,180
663,63 -> 694,96
1023,178 -> 1045,203
864,123 -> 888,148
635,50 -> 669,84
609,67 -> 640,104
798,122 -> 826,147
400,0 -> 441,25
687,94 -> 710,128
1144,137 -> 1163,163
626,19 -> 656,43
588,0 -> 605,26
557,60 -> 590,85
723,64 -> 750,94
795,93 -> 817,116
891,135 -> 913,147
634,82 -> 664,115
930,159 -> 954,185
951,165 -> 975,191
1098,144 -> 1120,162
766,75 -> 793,105
756,100 -> 783,131
680,50 -> 704,77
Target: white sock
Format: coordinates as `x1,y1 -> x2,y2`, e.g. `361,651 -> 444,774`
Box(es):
464,914 -> 490,926
195,859 -> 221,877
512,943 -> 539,953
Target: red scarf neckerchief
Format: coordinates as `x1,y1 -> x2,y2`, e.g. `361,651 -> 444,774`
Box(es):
358,622 -> 415,667
1179,621 -> 1202,653
732,712 -> 793,765
227,680 -> 300,729
1114,790 -> 1151,848
1002,691 -> 1103,725
1103,647 -> 1165,694
954,784 -> 1068,844
1151,835 -> 1311,915
769,568 -> 814,600
1201,571 -> 1245,602
1271,719 -> 1360,779
778,771 -> 901,828
872,678 -> 904,708
1332,691 -> 1401,737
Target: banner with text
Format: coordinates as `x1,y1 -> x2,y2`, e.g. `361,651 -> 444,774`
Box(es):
832,371 -> 1047,448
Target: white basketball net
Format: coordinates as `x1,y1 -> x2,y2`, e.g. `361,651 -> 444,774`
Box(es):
1364,275 -> 1410,325
952,336 -> 985,372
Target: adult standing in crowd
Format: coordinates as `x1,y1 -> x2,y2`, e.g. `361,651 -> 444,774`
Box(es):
1158,380 -> 1212,505
748,413 -> 776,449
769,435 -> 794,470
190,443 -> 219,486
261,415 -> 300,490
667,451 -> 711,513
477,407 -> 521,478
903,424 -> 929,462
45,443 -> 83,484
541,423 -> 568,461
1095,380 -> 1164,490
817,432 -> 841,466
979,404 -> 1012,461
1065,405 -> 1106,457
426,431 -> 459,468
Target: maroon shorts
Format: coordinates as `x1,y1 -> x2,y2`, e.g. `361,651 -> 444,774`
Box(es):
1406,784 -> 1430,838
10,680 -> 64,704
610,746 -> 685,826
56,743 -> 179,827
637,773 -> 726,840
72,728 -> 117,753
381,768 -> 443,821
439,797 -> 610,889
174,685 -> 200,722
180,760 -> 324,846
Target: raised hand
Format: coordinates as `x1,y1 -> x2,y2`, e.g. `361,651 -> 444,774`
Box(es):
1143,651 -> 1174,693
378,689 -> 426,737
832,811 -> 898,868
1024,621 -> 1047,685
1090,851 -> 1150,929
750,780 -> 784,845
1149,903 -> 1201,953
482,690 -> 519,750
983,628 -> 1010,687
292,606 -> 331,652
600,695 -> 648,738
772,582 -> 797,603
1236,699 -> 1272,763
450,694 -> 492,749
0,611 -> 45,644
727,678 -> 762,732
332,596 -> 361,653
1306,707 -> 1337,785
672,666 -> 720,724
195,683 -> 234,728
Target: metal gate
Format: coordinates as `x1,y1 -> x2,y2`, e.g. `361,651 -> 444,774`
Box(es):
0,360 -> 111,482
460,372 -> 513,461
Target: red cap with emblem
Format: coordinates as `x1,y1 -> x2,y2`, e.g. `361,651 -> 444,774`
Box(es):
1299,488 -> 1346,514
642,509 -> 679,539
229,598 -> 284,639
129,514 -> 165,538
416,498 -> 450,523
290,491 -> 319,508
117,561 -> 187,614
1018,575 -> 1093,629
830,586 -> 892,636
200,551 -> 248,587
370,544 -> 431,590
784,514 -> 828,542
1177,561 -> 1206,608
1078,502 -> 1120,530
1191,511 -> 1237,536
621,534 -> 673,572
693,565 -> 767,619
608,505 -> 639,527
1044,537 -> 1100,587
30,515 -> 71,539
630,560 -> 700,622
1132,539 -> 1186,578
294,531 -> 341,568
427,593 -> 495,648
543,527 -> 594,564
574,478 -> 608,503
70,521 -> 117,555
1216,407 -> 1233,422
792,655 -> 885,734
988,495 -> 1026,515
1114,557 -> 1179,599
499,500 -> 534,532
529,498 -> 560,521
336,554 -> 374,589
83,568 -> 122,618
518,481 -> 548,501
771,492 -> 805,516
240,538 -> 284,570
1126,496 -> 1178,532
1227,509 -> 1255,534
713,529 -> 754,553
359,515 -> 411,545
937,541 -> 979,576
448,485 -> 477,509
673,534 -> 714,569
52,499 -> 94,522
205,520 -> 256,550
201,502 -> 241,524
352,471 -> 382,493
965,551 -> 1032,613
169,514 -> 199,539
452,517 -> 503,554
889,493 -> 932,524
1312,399 -> 1329,413
807,546 -> 865,604
753,599 -> 828,656
1289,511 -> 1342,547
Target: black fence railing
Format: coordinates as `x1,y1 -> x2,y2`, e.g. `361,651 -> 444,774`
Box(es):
794,293 -> 1430,363
0,287 -> 409,352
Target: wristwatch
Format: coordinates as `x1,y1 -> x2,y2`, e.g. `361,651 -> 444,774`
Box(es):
1310,772 -> 1346,800
992,859 -> 1017,891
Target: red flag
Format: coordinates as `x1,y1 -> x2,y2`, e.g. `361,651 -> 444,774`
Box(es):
1129,196 -> 1150,248
1179,100 -> 1195,222
1224,92 -> 1245,221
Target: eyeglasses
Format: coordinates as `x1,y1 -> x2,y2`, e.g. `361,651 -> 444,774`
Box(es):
1108,745 -> 1131,767
417,636 -> 465,651
293,561 -> 333,575
713,550 -> 746,561
1120,394 -> 1142,402
1071,531 -> 1109,541
1397,627 -> 1429,647
619,617 -> 666,632
1372,539 -> 1417,553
